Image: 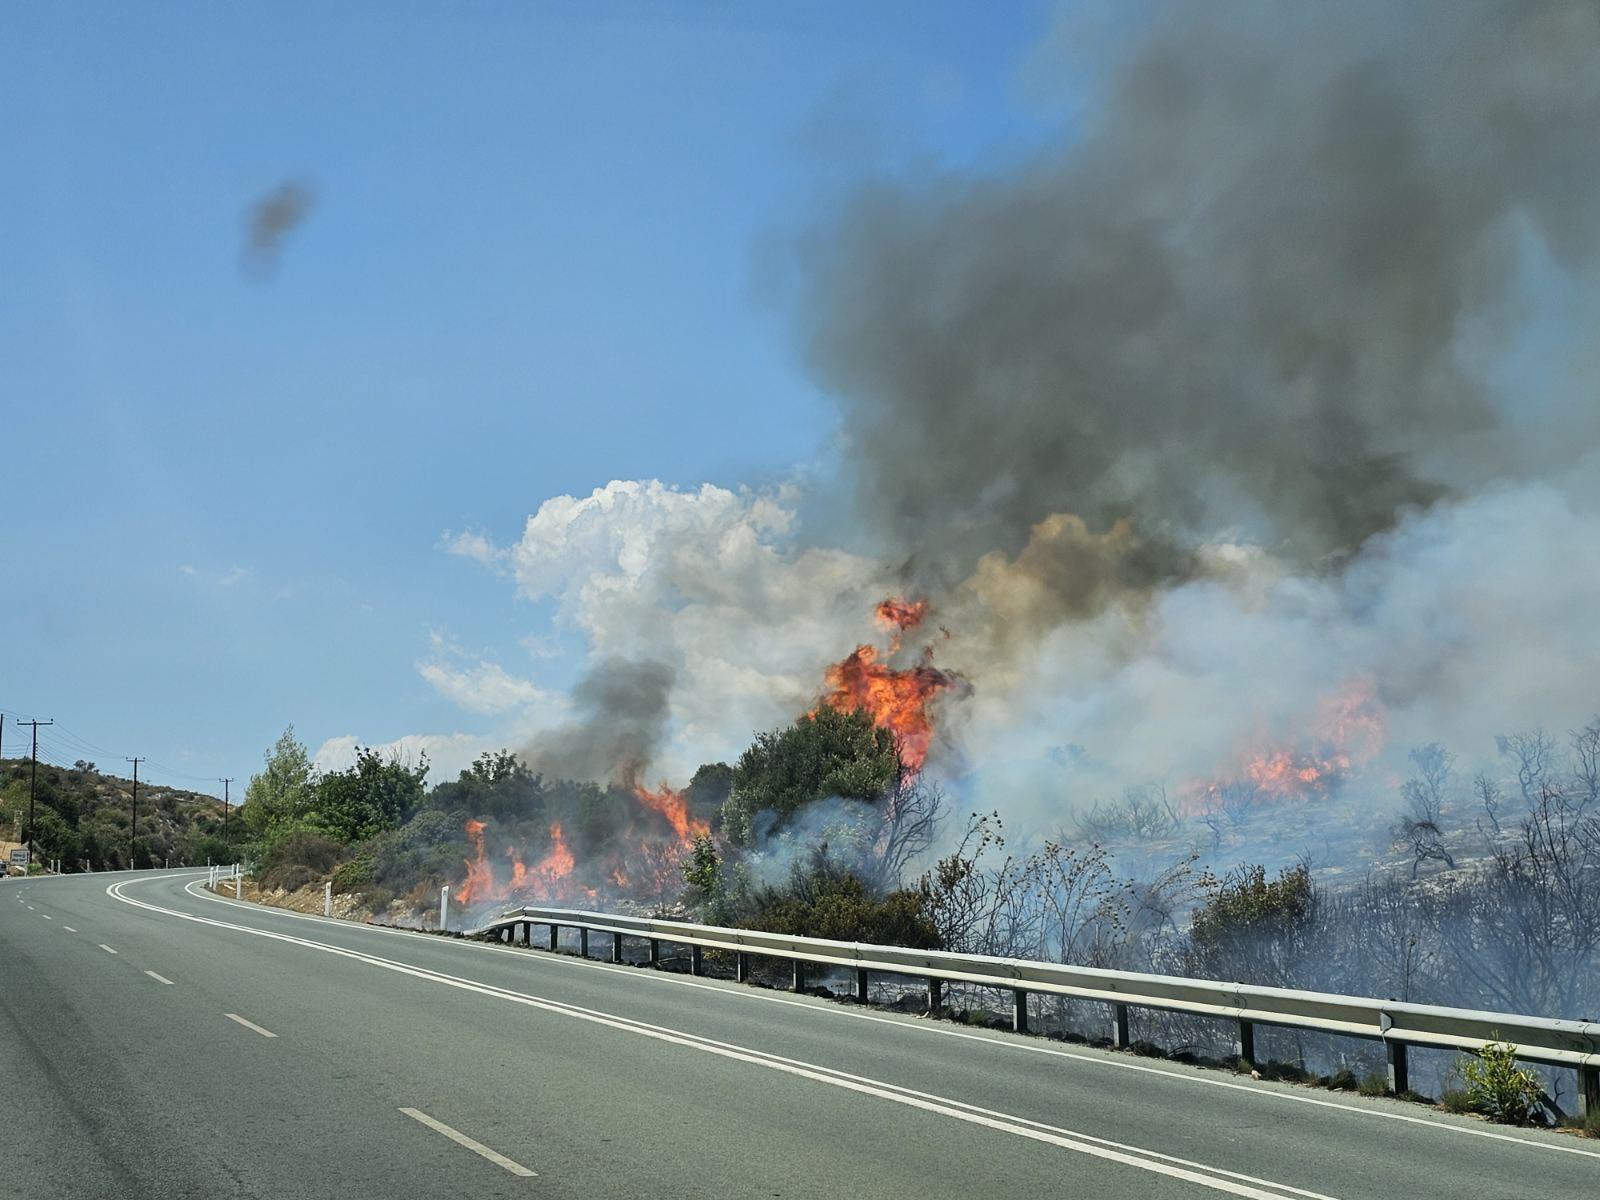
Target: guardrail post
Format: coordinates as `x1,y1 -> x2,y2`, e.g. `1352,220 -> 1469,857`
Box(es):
1237,1020 -> 1256,1068
579,927 -> 589,958
612,932 -> 624,963
548,924 -> 560,952
736,952 -> 750,982
792,959 -> 806,992
690,945 -> 703,976
648,937 -> 660,966
1579,1065 -> 1599,1118
927,977 -> 943,1016
1111,1002 -> 1130,1049
1385,1041 -> 1409,1094
1013,989 -> 1029,1034
855,968 -> 868,1003
517,921 -> 529,947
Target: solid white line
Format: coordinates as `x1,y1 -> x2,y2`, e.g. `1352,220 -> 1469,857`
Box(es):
62,926 -> 77,932
116,881 -> 1331,1197
99,944 -> 118,954
400,1108 -> 537,1178
224,1013 -> 277,1038
144,970 -> 175,985
175,879 -> 1600,1163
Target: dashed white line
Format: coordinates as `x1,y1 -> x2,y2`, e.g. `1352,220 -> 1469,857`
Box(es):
224,1013 -> 277,1038
99,944 -> 118,955
41,914 -> 51,920
62,926 -> 77,932
400,1108 -> 537,1178
144,971 -> 175,986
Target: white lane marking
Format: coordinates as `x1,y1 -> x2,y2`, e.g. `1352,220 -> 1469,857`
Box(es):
224,1013 -> 277,1038
144,971 -> 175,986
176,878 -> 1600,1163
62,926 -> 77,932
400,1108 -> 537,1178
118,882 -> 1332,1198
41,914 -> 51,920
99,944 -> 118,954
25,905 -> 34,910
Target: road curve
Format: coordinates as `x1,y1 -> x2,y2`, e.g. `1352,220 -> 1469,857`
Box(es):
1,870 -> 1594,1199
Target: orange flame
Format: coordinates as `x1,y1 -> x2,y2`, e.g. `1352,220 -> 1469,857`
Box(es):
819,600 -> 958,773
455,819 -> 581,906
1186,678 -> 1386,814
633,781 -> 709,845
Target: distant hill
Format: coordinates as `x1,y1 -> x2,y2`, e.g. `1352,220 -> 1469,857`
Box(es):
0,758 -> 241,871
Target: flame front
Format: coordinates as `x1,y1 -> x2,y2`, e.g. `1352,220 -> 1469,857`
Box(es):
818,598 -> 958,774
633,781 -> 709,845
1187,678 -> 1386,813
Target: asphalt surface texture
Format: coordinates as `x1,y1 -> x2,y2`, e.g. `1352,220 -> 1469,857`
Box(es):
1,869 -> 1595,1198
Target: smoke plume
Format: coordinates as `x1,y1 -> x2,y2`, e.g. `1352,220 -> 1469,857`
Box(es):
242,180 -> 315,277
801,0 -> 1600,594
523,657 -> 676,786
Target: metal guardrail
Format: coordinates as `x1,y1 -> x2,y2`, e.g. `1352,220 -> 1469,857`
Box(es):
472,904 -> 1600,1113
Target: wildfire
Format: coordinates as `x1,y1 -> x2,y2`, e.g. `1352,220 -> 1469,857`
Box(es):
818,597 -> 959,773
633,781 -> 708,845
1186,678 -> 1386,814
455,818 -> 581,906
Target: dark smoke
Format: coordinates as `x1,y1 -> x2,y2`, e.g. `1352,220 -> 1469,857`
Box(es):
522,657 -> 675,785
801,0 -> 1600,594
242,180 -> 315,277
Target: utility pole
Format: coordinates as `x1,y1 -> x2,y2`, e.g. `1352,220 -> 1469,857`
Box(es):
219,777 -> 233,836
16,720 -> 53,872
126,757 -> 144,869
18,719 -> 53,871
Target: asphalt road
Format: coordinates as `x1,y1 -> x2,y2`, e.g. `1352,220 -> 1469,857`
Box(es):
1,870 -> 1595,1199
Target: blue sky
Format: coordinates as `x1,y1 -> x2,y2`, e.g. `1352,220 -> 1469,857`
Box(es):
1,2 -> 1064,790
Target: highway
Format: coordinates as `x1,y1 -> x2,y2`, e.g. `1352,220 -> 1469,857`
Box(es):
2,870 -> 1594,1198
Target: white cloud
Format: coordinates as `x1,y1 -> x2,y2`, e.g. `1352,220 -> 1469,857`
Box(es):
440,529 -> 499,566
418,659 -> 559,717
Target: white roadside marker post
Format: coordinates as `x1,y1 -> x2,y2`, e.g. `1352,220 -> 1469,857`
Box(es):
440,885 -> 450,933
324,881 -> 332,917
235,868 -> 242,900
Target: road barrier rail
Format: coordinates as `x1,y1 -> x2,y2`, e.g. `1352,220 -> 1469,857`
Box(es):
471,904 -> 1600,1113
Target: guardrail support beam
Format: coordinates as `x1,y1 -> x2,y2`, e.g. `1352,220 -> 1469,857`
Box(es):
1385,1041 -> 1409,1095
736,952 -> 750,983
1579,1065 -> 1599,1118
1111,1002 -> 1130,1049
1013,989 -> 1029,1034
648,937 -> 660,967
1238,1020 -> 1256,1068
548,924 -> 559,952
792,960 -> 805,992
855,968 -> 869,1003
689,945 -> 703,976
579,927 -> 590,958
927,977 -> 943,1016
612,931 -> 624,963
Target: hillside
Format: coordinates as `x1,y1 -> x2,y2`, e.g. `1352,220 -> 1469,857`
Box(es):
0,758 -> 241,871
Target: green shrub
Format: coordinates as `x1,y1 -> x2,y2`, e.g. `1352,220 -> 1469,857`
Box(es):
1359,1072 -> 1388,1097
1439,1088 -> 1479,1114
1460,1041 -> 1545,1125
1581,1108 -> 1600,1139
262,862 -> 319,893
744,853 -> 941,948
331,856 -> 374,894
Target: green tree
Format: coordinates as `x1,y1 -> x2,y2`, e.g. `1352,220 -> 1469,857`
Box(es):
426,750 -> 544,821
240,726 -> 316,839
722,708 -> 900,845
310,747 -> 428,843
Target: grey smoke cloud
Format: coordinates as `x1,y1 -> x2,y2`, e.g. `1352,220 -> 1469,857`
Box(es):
242,180 -> 315,276
799,0 -> 1600,589
522,657 -> 676,786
